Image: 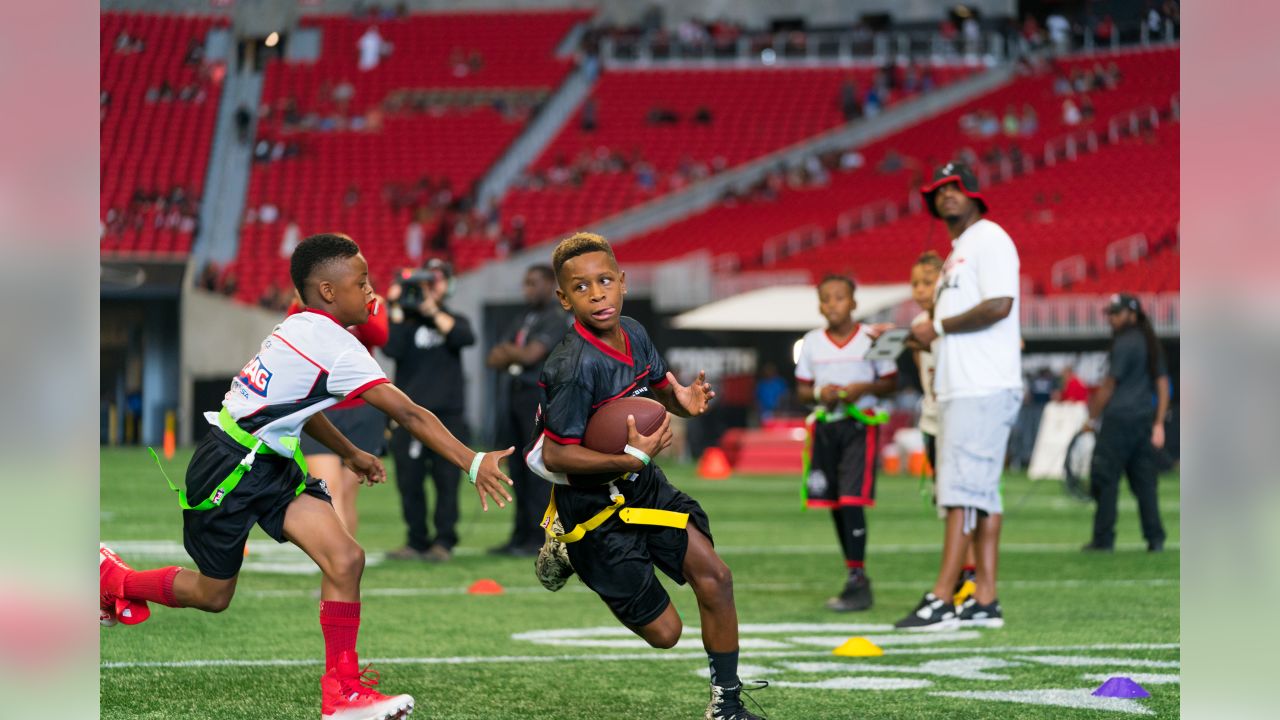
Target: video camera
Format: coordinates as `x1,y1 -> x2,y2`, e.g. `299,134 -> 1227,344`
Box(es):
395,259 -> 453,309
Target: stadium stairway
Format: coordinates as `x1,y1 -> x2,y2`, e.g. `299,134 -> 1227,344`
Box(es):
194,64 -> 263,268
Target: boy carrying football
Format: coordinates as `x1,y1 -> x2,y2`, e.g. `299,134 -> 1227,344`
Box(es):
100,233 -> 514,720
528,232 -> 765,720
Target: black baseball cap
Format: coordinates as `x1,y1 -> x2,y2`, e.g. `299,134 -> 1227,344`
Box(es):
920,161 -> 988,218
1105,293 -> 1142,314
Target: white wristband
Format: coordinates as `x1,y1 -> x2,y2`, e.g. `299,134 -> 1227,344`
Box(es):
468,452 -> 485,485
933,317 -> 946,337
622,444 -> 651,466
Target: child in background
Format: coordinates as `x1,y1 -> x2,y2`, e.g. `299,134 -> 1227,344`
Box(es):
794,275 -> 898,612
910,251 -> 977,605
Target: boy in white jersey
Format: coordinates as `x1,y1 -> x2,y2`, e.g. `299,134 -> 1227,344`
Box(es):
795,275 -> 897,612
100,234 -> 514,720
909,250 -> 977,605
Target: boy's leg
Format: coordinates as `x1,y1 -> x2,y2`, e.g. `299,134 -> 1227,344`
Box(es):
282,493 -> 413,717
306,453 -> 359,535
972,511 -> 1002,605
101,545 -> 237,621
682,526 -> 738,664
429,413 -> 466,552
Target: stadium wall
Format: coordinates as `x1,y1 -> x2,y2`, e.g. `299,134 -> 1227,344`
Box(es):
101,0 -> 1016,26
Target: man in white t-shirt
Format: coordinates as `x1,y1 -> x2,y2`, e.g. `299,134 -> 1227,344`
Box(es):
894,162 -> 1022,631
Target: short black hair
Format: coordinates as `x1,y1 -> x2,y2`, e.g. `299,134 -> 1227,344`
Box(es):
551,232 -> 617,282
290,233 -> 360,299
527,264 -> 555,283
818,274 -> 856,295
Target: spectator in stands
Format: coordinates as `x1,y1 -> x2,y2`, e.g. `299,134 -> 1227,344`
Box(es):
485,265 -> 568,557
1079,94 -> 1095,122
896,161 -> 1021,631
580,98 -> 598,132
1002,105 -> 1020,137
1082,294 -> 1170,552
694,105 -> 714,125
184,38 -> 204,67
280,219 -> 302,259
333,80 -> 355,110
234,104 -> 253,144
840,80 -> 863,122
1062,97 -> 1082,126
1053,71 -> 1072,96
1020,104 -> 1039,136
978,111 -> 999,138
1095,15 -> 1115,44
863,86 -> 883,118
405,217 -> 425,265
343,185 -> 360,208
357,26 -> 389,71
384,259 -> 475,562
259,203 -> 279,224
1046,13 -> 1071,52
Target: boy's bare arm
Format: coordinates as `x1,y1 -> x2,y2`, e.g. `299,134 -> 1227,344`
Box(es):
361,383 -> 514,509
542,414 -> 672,475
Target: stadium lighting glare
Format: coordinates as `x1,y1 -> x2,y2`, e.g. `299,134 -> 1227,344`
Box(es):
793,338 -> 803,365
265,32 -> 280,47
760,48 -> 777,66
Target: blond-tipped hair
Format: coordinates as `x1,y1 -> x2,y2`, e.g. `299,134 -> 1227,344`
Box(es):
552,231 -> 617,280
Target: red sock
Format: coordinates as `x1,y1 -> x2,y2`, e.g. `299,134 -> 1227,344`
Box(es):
122,567 -> 182,607
962,564 -> 977,575
319,601 -> 361,673
845,560 -> 865,570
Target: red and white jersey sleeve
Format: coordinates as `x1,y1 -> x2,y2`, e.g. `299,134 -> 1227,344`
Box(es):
795,325 -> 897,414
211,308 -> 389,454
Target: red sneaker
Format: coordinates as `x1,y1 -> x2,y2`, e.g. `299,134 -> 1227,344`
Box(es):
99,544 -> 151,627
320,651 -> 414,720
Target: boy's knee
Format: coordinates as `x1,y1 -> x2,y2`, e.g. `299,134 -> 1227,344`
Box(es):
647,622 -> 682,649
331,544 -> 366,582
696,562 -> 734,596
198,586 -> 235,613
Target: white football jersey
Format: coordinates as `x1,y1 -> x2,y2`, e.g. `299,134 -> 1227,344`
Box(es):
211,308 -> 388,454
794,325 -> 898,414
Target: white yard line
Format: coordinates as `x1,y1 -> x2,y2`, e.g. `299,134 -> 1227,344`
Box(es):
101,643 -> 1179,670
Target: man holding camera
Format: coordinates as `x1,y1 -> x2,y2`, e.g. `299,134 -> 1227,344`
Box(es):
384,259 -> 475,562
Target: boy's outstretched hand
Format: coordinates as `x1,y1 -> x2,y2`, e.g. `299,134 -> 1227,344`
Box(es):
344,451 -> 386,487
667,370 -> 715,417
474,447 -> 516,511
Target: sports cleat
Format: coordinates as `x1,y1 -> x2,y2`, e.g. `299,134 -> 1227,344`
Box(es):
1081,541 -> 1114,553
321,651 -> 414,720
705,680 -> 769,720
534,516 -> 574,592
956,597 -> 1005,628
825,573 -> 873,612
893,592 -> 959,631
100,544 -> 150,627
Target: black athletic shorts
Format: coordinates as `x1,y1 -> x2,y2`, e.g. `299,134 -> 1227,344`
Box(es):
299,401 -> 388,456
556,464 -> 712,628
183,429 -> 332,580
805,418 -> 878,509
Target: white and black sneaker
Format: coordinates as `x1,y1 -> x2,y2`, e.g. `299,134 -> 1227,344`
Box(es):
956,597 -> 1004,628
705,681 -> 768,720
534,516 -> 574,592
893,592 -> 959,631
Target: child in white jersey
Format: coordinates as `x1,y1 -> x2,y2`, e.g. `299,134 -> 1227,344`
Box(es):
794,275 -> 898,612
100,233 -> 515,720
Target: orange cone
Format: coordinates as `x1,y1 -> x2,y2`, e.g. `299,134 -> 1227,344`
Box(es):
163,411 -> 176,460
697,447 -> 732,480
468,579 -> 504,595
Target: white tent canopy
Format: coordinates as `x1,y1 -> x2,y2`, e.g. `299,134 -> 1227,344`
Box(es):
671,284 -> 913,332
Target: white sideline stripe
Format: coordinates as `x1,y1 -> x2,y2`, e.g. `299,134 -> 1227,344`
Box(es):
101,643 -> 1179,670
239,577 -> 1177,600
1082,672 -> 1180,685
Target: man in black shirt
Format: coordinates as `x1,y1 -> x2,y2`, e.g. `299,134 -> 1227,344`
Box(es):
486,265 -> 569,556
384,259 -> 476,562
1082,294 -> 1170,552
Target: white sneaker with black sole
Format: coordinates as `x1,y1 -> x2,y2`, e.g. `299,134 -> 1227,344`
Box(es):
956,597 -> 1004,628
893,592 -> 959,631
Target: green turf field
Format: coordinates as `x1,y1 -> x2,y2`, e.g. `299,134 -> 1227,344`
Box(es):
100,447 -> 1179,719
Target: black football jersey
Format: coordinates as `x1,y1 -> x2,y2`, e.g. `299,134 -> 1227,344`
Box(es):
525,316 -> 669,485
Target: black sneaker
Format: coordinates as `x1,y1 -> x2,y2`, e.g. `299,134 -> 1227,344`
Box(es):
893,592 -> 959,631
1081,541 -> 1114,553
705,681 -> 768,720
825,573 -> 873,612
956,597 -> 1005,628
1147,539 -> 1165,552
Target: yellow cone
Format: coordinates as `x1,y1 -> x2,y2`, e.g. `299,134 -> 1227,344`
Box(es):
833,637 -> 883,657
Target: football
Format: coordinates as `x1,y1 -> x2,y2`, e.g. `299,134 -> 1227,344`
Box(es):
582,396 -> 667,455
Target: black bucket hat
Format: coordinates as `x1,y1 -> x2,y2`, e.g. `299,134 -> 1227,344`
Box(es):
920,161 -> 988,218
